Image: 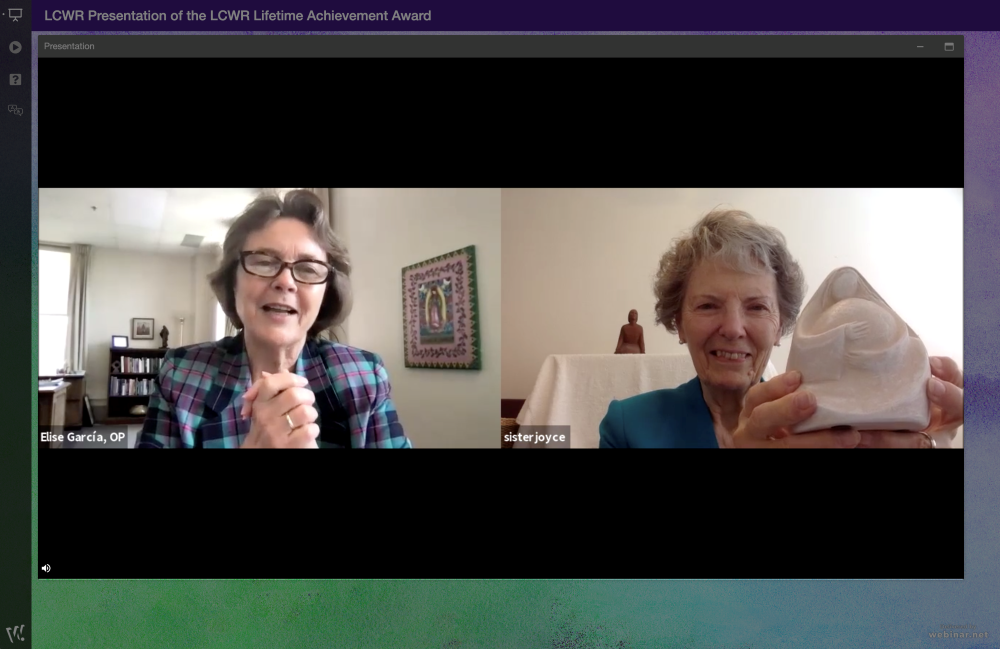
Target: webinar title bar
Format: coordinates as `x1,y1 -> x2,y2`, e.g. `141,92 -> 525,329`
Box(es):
28,0 -> 1000,30
43,9 -> 431,22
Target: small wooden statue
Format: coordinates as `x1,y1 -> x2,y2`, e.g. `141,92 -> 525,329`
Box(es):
615,309 -> 645,354
159,326 -> 169,349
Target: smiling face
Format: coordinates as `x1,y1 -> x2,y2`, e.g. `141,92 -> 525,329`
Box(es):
677,260 -> 782,393
234,217 -> 328,351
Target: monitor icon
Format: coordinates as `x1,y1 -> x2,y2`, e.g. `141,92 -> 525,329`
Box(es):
7,8 -> 22,21
944,43 -> 954,52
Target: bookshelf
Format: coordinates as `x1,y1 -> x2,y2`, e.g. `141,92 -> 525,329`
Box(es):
106,347 -> 167,424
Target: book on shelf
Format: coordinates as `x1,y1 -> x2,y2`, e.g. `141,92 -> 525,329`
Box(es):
116,355 -> 164,374
109,377 -> 157,397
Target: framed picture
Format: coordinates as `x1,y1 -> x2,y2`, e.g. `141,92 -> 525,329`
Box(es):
402,246 -> 481,370
131,318 -> 154,340
111,335 -> 129,349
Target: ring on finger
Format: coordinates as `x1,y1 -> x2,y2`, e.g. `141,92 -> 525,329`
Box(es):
916,431 -> 936,449
285,413 -> 295,433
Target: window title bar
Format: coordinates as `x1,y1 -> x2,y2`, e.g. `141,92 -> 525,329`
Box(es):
36,35 -> 965,59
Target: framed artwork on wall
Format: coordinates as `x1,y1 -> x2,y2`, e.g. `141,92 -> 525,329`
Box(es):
132,318 -> 154,340
401,246 -> 481,370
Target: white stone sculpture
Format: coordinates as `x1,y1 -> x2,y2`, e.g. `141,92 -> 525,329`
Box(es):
785,267 -> 931,434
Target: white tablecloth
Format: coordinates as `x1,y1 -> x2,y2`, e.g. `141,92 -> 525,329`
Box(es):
515,354 -> 778,448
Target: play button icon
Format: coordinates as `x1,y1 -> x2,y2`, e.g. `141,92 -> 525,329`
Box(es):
9,41 -> 21,54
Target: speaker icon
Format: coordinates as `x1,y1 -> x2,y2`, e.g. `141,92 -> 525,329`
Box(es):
41,564 -> 50,573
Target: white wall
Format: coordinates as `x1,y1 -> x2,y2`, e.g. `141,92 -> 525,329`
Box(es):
501,188 -> 964,407
336,189 -> 501,448
85,248 -> 217,405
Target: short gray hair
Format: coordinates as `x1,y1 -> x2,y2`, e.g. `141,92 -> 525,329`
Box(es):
653,208 -> 806,338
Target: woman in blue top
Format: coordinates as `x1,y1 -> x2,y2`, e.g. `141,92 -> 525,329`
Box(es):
599,209 -> 964,449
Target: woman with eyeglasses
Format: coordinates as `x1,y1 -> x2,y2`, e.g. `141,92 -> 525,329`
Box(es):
136,190 -> 411,448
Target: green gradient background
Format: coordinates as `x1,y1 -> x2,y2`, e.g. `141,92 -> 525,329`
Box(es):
31,31 -> 999,649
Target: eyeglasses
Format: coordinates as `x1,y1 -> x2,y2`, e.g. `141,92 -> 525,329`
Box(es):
239,251 -> 332,285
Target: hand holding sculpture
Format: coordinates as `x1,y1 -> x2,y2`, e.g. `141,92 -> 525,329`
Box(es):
730,370 -> 861,448
785,267 -> 932,434
857,356 -> 964,448
615,309 -> 645,354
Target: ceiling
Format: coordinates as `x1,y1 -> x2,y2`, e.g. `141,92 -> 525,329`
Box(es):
38,188 -> 270,255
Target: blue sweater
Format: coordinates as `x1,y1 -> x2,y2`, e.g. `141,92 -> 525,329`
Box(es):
599,377 -> 721,448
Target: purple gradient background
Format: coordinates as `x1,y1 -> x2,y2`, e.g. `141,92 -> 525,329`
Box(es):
31,31 -> 999,649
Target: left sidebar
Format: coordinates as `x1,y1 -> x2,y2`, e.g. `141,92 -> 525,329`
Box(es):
0,1 -> 33,646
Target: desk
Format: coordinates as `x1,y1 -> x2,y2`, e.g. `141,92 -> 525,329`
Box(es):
39,373 -> 86,427
515,354 -> 777,449
39,382 -> 69,449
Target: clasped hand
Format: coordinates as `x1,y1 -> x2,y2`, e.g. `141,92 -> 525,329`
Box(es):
239,370 -> 320,449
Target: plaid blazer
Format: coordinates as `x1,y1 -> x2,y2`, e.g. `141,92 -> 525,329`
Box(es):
137,334 -> 411,448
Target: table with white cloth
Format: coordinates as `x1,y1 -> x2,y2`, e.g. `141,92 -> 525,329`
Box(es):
514,354 -> 778,449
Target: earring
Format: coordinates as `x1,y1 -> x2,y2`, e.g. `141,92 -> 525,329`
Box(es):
775,342 -> 781,347
679,340 -> 686,345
